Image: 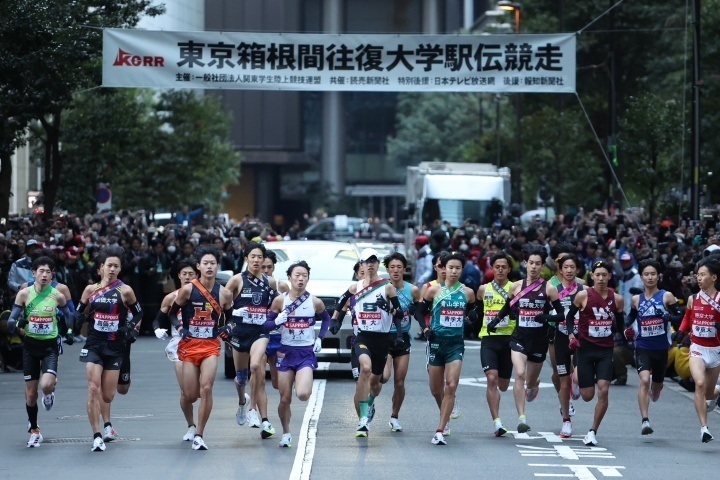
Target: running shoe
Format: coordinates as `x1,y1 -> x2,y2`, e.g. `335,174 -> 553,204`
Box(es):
571,376 -> 581,400
517,416 -> 531,434
493,419 -> 507,437
649,386 -> 661,403
236,393 -> 250,425
583,430 -> 597,446
91,437 -> 106,452
451,401 -> 461,419
431,432 -> 447,445
192,435 -> 208,450
367,402 -> 376,424
27,430 -> 43,448
42,392 -> 55,411
356,417 -> 369,437
261,420 -> 275,439
182,425 -> 197,441
279,433 -> 292,448
560,421 -> 572,439
442,421 -> 451,436
247,409 -> 261,428
558,404 -> 576,417
389,417 -> 403,433
103,425 -> 118,442
641,420 -> 653,436
706,399 -> 716,413
525,386 -> 539,402
701,426 -> 714,443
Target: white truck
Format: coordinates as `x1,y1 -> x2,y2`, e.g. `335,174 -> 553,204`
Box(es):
406,162 -> 511,230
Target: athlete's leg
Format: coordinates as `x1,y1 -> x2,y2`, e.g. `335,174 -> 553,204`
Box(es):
232,350 -> 250,405
638,370 -> 651,420
355,353 -> 373,417
704,365 -> 720,403
267,355 -> 279,390
38,371 -> 56,397
249,338 -> 270,418
559,375 -> 571,419
689,357 -> 709,426
428,365 -> 445,410
174,361 -> 194,427
182,361 -> 201,404
381,354 -> 393,385
100,369 -> 120,404
437,360 -> 462,431
548,344 -> 560,393
485,369 -> 501,420
391,355 -> 410,417
25,378 -> 40,431
295,367 -> 314,401
511,350 -> 527,416
591,379 -> 610,432
525,360 -> 544,391
195,355 -> 218,437
277,369 -> 295,434
86,363 -> 105,435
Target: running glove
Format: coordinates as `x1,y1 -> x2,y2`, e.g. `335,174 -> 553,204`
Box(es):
624,327 -> 636,341
65,329 -> 75,346
154,328 -> 169,340
329,318 -> 342,335
275,310 -> 289,326
313,337 -> 323,353
218,323 -> 234,341
232,307 -> 249,319
568,337 -> 580,351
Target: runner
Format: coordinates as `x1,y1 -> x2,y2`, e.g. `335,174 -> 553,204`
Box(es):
565,260 -> 625,446
676,256 -> 720,443
550,253 -> 584,438
263,260 -> 331,447
476,252 -> 516,437
381,253 -> 421,433
623,259 -> 681,436
487,244 -> 563,434
152,258 -> 198,441
224,242 -> 278,438
338,248 -> 404,438
169,246 -> 233,450
75,246 -> 142,452
414,252 -> 477,445
7,256 -> 74,447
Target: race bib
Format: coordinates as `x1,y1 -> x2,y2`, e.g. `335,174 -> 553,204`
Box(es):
693,324 -> 717,338
189,324 -> 214,338
245,305 -> 268,325
358,311 -> 383,332
588,319 -> 613,338
484,309 -> 509,328
27,315 -> 53,335
640,317 -> 665,337
282,319 -> 314,343
94,312 -> 119,333
439,308 -> 464,328
518,309 -> 543,328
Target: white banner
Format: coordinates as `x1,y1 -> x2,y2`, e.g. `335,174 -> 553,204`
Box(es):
103,29 -> 576,93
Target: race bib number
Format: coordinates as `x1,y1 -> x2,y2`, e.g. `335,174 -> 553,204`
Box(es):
283,319 -> 314,343
439,308 -> 464,328
693,324 -> 717,338
518,309 -> 543,328
640,318 -> 665,337
484,310 -> 508,328
189,325 -> 214,338
27,315 -> 53,335
94,312 -> 119,332
358,311 -> 383,331
245,306 -> 268,325
588,319 -> 613,338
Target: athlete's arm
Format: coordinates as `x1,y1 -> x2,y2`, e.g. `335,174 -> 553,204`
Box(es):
614,293 -> 625,333
74,284 -> 96,330
414,285 -> 438,331
389,294 -> 404,334
335,289 -> 353,313
313,296 -> 331,339
565,289 -> 587,337
7,302 -> 25,335
678,296 -> 693,333
663,292 -> 684,329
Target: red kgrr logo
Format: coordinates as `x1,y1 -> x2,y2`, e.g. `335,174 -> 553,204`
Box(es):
113,49 -> 164,67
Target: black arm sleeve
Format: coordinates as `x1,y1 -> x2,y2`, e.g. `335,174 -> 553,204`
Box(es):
494,300 -> 512,324
414,299 -> 432,330
168,302 -> 181,317
390,296 -> 403,333
614,311 -> 625,334
74,302 -> 88,331
466,300 -> 482,325
537,299 -> 566,324
127,302 -> 142,329
626,307 -> 638,327
666,303 -> 684,330
335,290 -> 352,312
153,310 -> 170,331
565,303 -> 580,335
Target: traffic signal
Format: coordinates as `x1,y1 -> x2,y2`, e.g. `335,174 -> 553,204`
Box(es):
608,144 -> 618,167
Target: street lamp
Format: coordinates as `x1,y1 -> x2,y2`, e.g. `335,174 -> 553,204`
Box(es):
497,1 -> 522,33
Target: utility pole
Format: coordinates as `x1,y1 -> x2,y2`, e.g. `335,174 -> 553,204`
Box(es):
691,0 -> 701,220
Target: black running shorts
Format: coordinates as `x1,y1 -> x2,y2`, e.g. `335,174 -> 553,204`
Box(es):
387,332 -> 411,358
510,329 -> 548,364
553,332 -> 573,377
23,337 -> 59,382
576,344 -> 614,389
481,335 -> 513,379
635,348 -> 668,384
80,337 -> 124,371
353,331 -> 391,376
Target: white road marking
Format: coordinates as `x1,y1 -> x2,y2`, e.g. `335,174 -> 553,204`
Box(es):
290,364 -> 328,480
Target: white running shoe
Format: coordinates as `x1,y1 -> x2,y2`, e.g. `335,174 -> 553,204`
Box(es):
279,433 -> 292,448
389,417 -> 403,432
641,420 -> 653,436
493,419 -> 507,437
560,421 -> 572,439
182,425 -> 197,441
701,426 -> 714,443
27,430 -> 43,448
356,417 -> 369,437
236,393 -> 250,425
103,425 -> 118,442
450,401 -> 461,419
442,420 -> 451,436
42,392 -> 55,411
192,435 -> 208,450
706,399 -> 716,413
91,437 -> 106,452
247,409 -> 261,428
431,432 -> 447,445
583,430 -> 597,446
261,420 -> 275,439
571,376 -> 581,400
